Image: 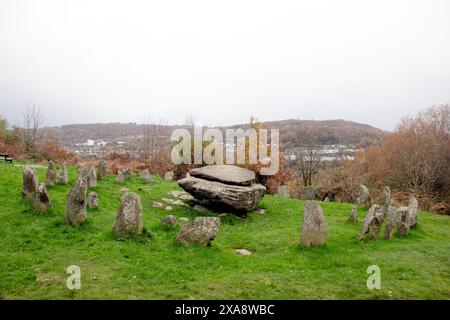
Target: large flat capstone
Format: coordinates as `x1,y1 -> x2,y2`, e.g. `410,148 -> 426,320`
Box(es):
178,165 -> 265,213
189,165 -> 256,186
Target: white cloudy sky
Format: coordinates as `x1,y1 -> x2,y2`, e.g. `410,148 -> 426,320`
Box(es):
0,0 -> 449,130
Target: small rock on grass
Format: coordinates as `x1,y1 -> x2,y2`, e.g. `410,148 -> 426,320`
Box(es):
236,249 -> 252,256
193,204 -> 210,213
152,201 -> 163,208
165,206 -> 173,211
179,217 -> 189,222
161,215 -> 177,227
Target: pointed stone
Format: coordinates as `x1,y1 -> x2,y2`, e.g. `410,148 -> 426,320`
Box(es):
56,163 -> 68,184
383,206 -> 397,239
114,169 -> 125,183
113,192 -> 143,236
33,183 -> 51,213
300,200 -> 328,248
98,160 -> 107,180
408,197 -> 418,228
65,177 -> 88,225
45,161 -> 57,186
396,206 -> 410,236
357,204 -> 385,241
22,166 -> 39,201
87,192 -> 98,209
348,205 -> 358,222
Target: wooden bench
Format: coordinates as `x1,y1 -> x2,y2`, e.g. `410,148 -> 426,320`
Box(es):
0,153 -> 13,163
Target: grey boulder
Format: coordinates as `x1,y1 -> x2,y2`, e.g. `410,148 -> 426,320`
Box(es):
175,217 -> 220,246
113,192 -> 143,237
300,200 -> 328,248
357,204 -> 385,241
178,175 -> 266,212
22,166 -> 39,201
65,177 -> 88,225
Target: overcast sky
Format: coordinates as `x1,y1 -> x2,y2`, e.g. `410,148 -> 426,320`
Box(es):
0,0 -> 449,130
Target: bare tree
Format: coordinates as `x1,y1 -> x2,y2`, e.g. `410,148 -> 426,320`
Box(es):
141,118 -> 170,158
291,121 -> 322,186
22,104 -> 43,154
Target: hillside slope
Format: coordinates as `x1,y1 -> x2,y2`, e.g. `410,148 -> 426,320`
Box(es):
0,162 -> 448,299
45,119 -> 387,148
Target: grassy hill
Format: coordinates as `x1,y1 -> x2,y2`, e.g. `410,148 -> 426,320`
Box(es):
0,162 -> 449,300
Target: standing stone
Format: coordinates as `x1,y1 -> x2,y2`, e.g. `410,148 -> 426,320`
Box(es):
381,186 -> 391,214
300,201 -> 328,248
408,197 -> 418,228
396,206 -> 410,236
78,164 -> 96,187
33,183 -> 51,213
357,204 -> 385,241
87,166 -> 97,188
98,160 -> 107,180
383,206 -> 397,239
65,177 -> 88,225
356,184 -> 371,208
87,192 -> 98,209
22,166 -> 39,201
164,171 -> 174,181
114,169 -> 125,183
140,169 -> 153,183
175,217 -> 220,246
122,168 -> 131,180
78,164 -> 89,181
56,163 -> 68,185
348,205 -> 358,222
113,192 -> 143,237
161,215 -> 177,227
45,161 -> 57,186
277,185 -> 290,198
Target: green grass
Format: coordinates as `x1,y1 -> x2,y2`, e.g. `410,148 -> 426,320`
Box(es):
0,162 -> 449,300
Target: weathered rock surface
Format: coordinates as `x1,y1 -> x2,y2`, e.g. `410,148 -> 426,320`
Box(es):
45,161 -> 57,186
164,171 -> 174,181
358,204 -> 384,241
22,166 -> 39,201
189,165 -> 255,186
122,168 -> 132,180
78,165 -> 97,188
396,206 -> 410,236
236,249 -> 252,256
98,160 -> 107,180
300,201 -> 328,247
175,217 -> 220,246
87,192 -> 98,209
408,197 -> 418,228
33,183 -> 51,213
381,186 -> 391,214
140,169 -> 153,183
383,206 -> 397,239
65,177 -> 88,225
56,163 -> 68,184
161,215 -> 177,227
348,205 -> 358,222
356,184 -> 371,208
114,169 -> 125,183
178,175 -> 266,212
152,201 -> 163,208
113,192 -> 143,236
